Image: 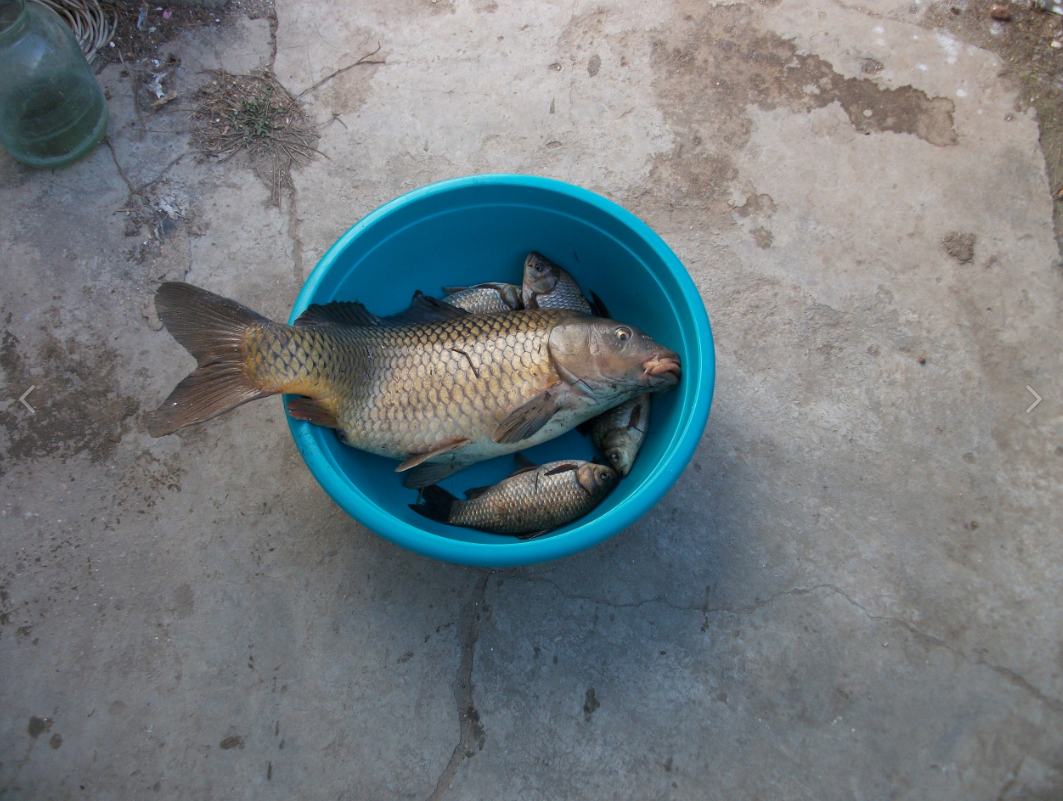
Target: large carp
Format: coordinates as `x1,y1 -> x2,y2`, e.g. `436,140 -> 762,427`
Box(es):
149,283 -> 680,487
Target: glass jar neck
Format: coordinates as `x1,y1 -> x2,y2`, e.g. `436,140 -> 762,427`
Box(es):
0,0 -> 28,43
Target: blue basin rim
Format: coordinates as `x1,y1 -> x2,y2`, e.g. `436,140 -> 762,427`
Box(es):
286,174 -> 715,567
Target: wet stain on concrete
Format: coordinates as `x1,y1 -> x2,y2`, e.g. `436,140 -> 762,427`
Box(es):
26,717 -> 51,738
752,226 -> 774,249
583,686 -> 600,720
647,6 -> 957,212
0,324 -> 139,475
173,584 -> 194,619
219,735 -> 245,750
943,231 -> 977,263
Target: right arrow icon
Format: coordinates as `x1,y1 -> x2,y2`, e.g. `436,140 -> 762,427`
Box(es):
1026,385 -> 1042,414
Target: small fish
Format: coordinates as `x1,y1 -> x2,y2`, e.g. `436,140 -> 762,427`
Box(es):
522,252 -> 596,314
442,282 -> 523,314
582,394 -> 650,477
410,459 -> 618,538
149,283 -> 680,488
522,255 -> 646,474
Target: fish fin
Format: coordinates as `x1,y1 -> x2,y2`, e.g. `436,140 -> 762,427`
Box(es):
506,454 -> 539,478
514,452 -> 537,470
409,485 -> 459,523
492,383 -> 567,444
149,364 -> 270,437
402,461 -> 469,489
149,282 -> 273,436
463,486 -> 492,500
441,286 -> 468,295
575,419 -> 594,437
285,397 -> 339,428
544,463 -> 580,476
294,301 -> 383,328
395,438 -> 470,472
628,398 -> 645,430
384,290 -> 469,325
516,529 -> 551,541
589,291 -> 611,319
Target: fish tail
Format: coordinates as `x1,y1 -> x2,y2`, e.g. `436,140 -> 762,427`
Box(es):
149,282 -> 276,437
409,485 -> 459,524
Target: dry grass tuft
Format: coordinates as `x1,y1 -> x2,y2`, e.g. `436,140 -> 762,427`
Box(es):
191,70 -> 317,206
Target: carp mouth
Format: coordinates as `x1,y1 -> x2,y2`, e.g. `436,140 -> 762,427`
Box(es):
642,353 -> 681,386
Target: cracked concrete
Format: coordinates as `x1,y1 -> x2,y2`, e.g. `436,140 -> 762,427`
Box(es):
1,0 -> 1062,798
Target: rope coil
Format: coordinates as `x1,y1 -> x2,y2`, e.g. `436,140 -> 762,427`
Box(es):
28,0 -> 117,62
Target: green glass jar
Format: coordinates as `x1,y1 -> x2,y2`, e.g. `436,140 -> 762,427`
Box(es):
0,0 -> 108,168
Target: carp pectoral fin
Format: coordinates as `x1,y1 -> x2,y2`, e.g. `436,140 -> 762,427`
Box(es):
285,397 -> 339,428
492,383 -> 568,445
395,438 -> 471,473
294,301 -> 383,328
403,461 -> 470,489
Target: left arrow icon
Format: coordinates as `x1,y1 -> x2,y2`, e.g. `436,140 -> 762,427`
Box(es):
19,386 -> 35,414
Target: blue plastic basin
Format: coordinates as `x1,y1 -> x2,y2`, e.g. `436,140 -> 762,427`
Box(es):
287,175 -> 715,567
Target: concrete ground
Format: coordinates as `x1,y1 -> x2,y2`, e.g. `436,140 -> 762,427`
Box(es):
2,0 -> 1062,798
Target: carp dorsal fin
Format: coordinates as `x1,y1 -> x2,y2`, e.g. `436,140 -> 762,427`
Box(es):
441,286 -> 469,295
492,383 -> 569,445
463,485 -> 492,500
514,452 -> 537,471
575,419 -> 594,437
294,291 -> 469,329
294,300 -> 383,328
384,290 -> 469,325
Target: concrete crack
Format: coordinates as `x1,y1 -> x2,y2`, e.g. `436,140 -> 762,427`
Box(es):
425,570 -> 490,801
503,575 -> 840,618
286,187 -> 305,283
507,577 -> 1063,714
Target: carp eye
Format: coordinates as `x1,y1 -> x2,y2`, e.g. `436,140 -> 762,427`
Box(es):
609,452 -> 620,463
614,326 -> 632,341
599,470 -> 613,482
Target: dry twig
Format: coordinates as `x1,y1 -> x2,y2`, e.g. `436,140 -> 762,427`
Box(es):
295,44 -> 386,101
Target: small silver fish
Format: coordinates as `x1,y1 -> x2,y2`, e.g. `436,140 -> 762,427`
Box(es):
584,394 -> 650,477
442,282 -> 523,314
410,459 -> 617,538
522,252 -> 595,314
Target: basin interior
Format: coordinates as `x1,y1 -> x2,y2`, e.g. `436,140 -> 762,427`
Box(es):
288,183 -> 703,546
